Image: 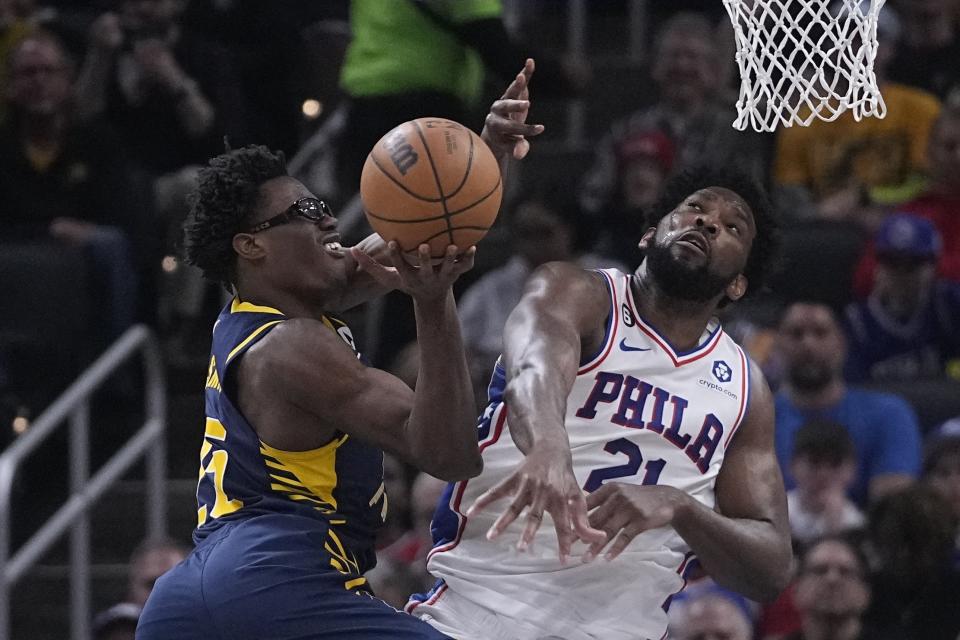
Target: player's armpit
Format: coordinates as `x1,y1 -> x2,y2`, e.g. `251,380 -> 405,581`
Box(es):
238,319 -> 416,461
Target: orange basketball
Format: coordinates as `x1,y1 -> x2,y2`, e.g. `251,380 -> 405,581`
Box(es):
360,117 -> 503,259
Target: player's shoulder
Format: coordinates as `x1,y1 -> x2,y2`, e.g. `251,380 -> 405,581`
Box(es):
529,261 -> 614,296
244,316 -> 357,368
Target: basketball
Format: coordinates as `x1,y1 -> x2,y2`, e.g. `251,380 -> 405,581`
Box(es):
360,117 -> 503,259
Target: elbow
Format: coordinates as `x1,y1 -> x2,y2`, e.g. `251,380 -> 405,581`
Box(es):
428,449 -> 483,482
753,545 -> 795,603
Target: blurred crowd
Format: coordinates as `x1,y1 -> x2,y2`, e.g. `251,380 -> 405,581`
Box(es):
2,0 -> 960,638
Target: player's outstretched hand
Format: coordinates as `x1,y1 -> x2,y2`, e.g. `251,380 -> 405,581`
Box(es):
465,444 -> 606,564
583,483 -> 681,562
352,242 -> 475,302
481,58 -> 545,162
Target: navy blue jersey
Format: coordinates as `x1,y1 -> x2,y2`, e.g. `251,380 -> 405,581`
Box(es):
844,281 -> 960,382
194,298 -> 386,575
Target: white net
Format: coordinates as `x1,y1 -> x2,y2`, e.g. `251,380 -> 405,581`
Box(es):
722,0 -> 887,132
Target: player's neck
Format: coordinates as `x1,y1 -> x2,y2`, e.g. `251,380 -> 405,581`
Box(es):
235,282 -> 330,320
630,270 -> 719,352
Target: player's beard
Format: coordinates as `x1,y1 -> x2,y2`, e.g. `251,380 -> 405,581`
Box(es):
645,239 -> 735,303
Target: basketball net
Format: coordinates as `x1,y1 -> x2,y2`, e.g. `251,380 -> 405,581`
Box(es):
722,0 -> 887,131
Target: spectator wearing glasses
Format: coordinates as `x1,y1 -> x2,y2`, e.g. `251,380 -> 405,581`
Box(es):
787,537 -> 873,640
0,31 -> 146,345
844,213 -> 960,382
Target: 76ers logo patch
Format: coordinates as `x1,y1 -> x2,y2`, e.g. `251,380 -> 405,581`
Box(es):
712,360 -> 732,383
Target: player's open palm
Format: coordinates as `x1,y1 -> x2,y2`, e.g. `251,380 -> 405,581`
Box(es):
352,241 -> 475,302
584,483 -> 680,561
466,445 -> 606,563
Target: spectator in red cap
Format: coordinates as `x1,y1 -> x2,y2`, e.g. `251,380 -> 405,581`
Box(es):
843,213 -> 960,382
591,129 -> 675,267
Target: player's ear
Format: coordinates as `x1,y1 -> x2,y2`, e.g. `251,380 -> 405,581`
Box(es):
725,274 -> 747,301
233,232 -> 267,262
638,227 -> 657,250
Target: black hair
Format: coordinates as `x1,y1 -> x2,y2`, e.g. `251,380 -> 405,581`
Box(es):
797,534 -> 869,578
507,180 -> 594,252
792,419 -> 856,465
922,432 -> 960,478
646,165 -> 780,300
183,145 -> 287,289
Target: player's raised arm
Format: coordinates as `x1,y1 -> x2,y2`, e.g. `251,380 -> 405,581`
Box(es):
467,262 -> 609,561
241,242 -> 482,482
481,58 -> 545,174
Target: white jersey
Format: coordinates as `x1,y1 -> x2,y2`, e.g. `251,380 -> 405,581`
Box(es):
408,269 -> 752,640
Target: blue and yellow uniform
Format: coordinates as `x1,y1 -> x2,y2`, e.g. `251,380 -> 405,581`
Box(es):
138,299 -> 449,639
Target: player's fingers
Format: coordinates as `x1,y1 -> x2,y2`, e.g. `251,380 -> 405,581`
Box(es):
413,244 -> 436,279
571,501 -> 608,546
583,510 -> 628,562
521,58 -> 535,82
487,476 -> 534,540
513,138 -> 531,160
548,498 -> 576,564
485,110 -> 544,138
518,489 -> 548,552
436,244 -> 458,278
386,241 -> 419,278
465,473 -> 518,517
584,482 -> 617,510
604,524 -> 643,561
499,70 -> 527,100
449,246 -> 477,276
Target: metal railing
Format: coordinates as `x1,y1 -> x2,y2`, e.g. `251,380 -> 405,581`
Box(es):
0,325 -> 167,640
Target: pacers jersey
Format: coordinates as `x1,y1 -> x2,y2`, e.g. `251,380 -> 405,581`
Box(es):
412,269 -> 752,640
194,298 -> 386,576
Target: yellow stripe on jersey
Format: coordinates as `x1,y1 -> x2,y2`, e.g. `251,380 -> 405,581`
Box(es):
226,320 -> 283,365
230,298 -> 284,315
204,417 -> 227,440
259,434 -> 348,511
205,355 -> 221,391
344,577 -> 367,591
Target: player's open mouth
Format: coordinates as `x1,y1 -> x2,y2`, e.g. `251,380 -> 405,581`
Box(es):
677,232 -> 709,256
321,233 -> 345,258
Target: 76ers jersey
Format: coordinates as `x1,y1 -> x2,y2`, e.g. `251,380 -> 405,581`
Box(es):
411,269 -> 752,640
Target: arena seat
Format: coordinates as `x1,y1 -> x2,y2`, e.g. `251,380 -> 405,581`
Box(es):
767,219 -> 867,312
861,377 -> 960,435
0,241 -> 93,413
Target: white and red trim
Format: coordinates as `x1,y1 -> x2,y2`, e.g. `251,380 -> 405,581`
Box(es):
625,278 -> 723,367
426,406 -> 508,563
723,346 -> 751,448
405,580 -> 448,614
578,270 -> 620,376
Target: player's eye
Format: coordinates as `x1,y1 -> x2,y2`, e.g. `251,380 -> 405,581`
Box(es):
688,201 -> 703,211
727,223 -> 741,234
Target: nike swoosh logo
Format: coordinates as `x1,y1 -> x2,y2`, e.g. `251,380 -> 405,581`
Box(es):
619,338 -> 651,352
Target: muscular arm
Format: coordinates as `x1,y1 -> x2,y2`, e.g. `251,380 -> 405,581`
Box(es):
502,262 -> 610,455
240,291 -> 480,481
669,363 -> 792,601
